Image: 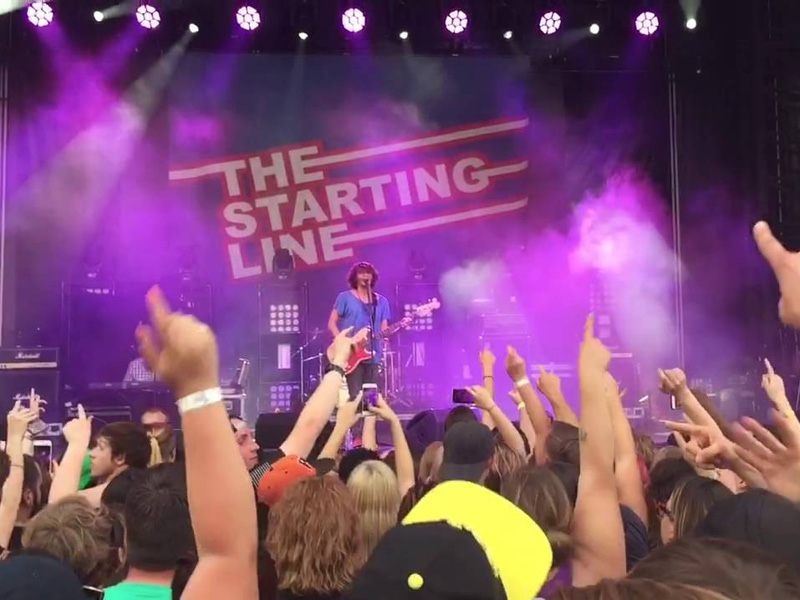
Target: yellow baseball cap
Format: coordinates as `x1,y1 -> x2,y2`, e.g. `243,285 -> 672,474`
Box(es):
403,480 -> 553,600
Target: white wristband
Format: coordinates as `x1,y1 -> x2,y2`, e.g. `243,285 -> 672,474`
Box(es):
177,388 -> 223,415
517,402 -> 525,411
515,377 -> 531,389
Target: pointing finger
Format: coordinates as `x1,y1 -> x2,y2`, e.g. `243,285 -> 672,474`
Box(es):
753,222 -> 790,277
146,286 -> 173,336
584,313 -> 595,342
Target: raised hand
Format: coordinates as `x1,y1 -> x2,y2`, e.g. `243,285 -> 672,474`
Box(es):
663,420 -> 735,470
731,411 -> 800,502
328,326 -> 356,367
466,386 -> 495,411
7,401 -> 40,441
505,346 -> 528,381
335,394 -> 362,430
479,346 -> 496,372
658,368 -> 688,396
136,286 -> 220,399
578,314 -> 611,375
753,221 -> 800,329
62,404 -> 93,448
537,365 -> 562,398
762,358 -> 787,401
368,395 -> 400,424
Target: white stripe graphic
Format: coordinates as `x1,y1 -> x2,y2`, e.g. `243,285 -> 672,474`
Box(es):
336,198 -> 528,244
169,160 -> 246,181
305,119 -> 530,168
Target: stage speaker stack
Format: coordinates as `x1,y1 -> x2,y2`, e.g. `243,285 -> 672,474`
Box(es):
258,282 -> 307,413
0,348 -> 60,437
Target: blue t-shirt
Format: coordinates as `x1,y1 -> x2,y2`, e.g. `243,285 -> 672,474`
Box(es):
334,291 -> 391,363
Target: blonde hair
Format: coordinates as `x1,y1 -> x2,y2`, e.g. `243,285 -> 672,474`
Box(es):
147,425 -> 176,467
267,476 -> 364,595
418,441 -> 443,483
347,460 -> 401,556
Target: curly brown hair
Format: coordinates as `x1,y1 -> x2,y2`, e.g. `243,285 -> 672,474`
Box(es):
347,262 -> 379,289
266,476 -> 365,595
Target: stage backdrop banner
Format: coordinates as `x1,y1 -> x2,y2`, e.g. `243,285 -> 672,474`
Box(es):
166,54 -> 564,283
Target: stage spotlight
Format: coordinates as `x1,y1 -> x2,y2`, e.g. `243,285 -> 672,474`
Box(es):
342,7 -> 366,33
135,4 -> 161,29
189,23 -> 199,33
93,10 -> 104,22
445,9 -> 468,35
538,11 -> 561,35
503,30 -> 513,40
298,31 -> 309,40
236,5 -> 261,31
399,30 -> 409,40
686,17 -> 697,30
589,23 -> 600,35
27,1 -> 54,27
635,11 -> 659,36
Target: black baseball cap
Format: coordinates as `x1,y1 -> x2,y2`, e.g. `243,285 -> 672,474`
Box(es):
0,553 -> 87,600
347,522 -> 505,600
440,421 -> 494,483
696,489 -> 800,572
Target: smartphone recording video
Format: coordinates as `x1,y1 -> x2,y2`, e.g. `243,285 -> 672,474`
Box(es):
452,388 -> 473,405
33,440 -> 53,470
361,384 -> 379,414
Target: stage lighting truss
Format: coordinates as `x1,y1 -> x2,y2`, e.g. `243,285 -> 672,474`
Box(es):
136,3 -> 161,29
342,7 -> 366,33
27,1 -> 54,27
445,9 -> 468,35
403,303 -> 434,332
236,4 -> 262,31
635,11 -> 659,36
269,304 -> 301,334
539,11 -> 562,35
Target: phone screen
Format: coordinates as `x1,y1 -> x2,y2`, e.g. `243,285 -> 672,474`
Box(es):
33,441 -> 53,468
452,388 -> 473,405
361,385 -> 379,414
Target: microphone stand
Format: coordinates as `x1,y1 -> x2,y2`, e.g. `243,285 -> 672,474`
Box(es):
368,282 -> 378,364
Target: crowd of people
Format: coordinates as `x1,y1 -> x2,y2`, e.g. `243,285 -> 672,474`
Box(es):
1,221 -> 800,599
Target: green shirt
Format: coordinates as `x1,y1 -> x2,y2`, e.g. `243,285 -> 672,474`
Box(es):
103,582 -> 172,600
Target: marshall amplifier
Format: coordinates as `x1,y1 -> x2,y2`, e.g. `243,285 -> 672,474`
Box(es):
0,348 -> 59,370
0,348 -> 60,436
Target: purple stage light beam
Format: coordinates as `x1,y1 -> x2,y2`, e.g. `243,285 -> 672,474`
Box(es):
342,8 -> 366,33
445,9 -> 468,35
136,4 -> 160,30
236,5 -> 261,31
27,1 -> 54,27
539,11 -> 561,35
635,11 -> 659,36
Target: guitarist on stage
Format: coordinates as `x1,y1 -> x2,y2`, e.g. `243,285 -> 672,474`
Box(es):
327,261 -> 394,400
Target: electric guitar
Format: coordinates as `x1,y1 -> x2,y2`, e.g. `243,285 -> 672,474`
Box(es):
330,299 -> 441,375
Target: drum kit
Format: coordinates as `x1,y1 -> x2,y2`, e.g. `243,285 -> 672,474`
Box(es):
299,328 -> 410,408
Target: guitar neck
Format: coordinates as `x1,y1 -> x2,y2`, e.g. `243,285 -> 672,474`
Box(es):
381,319 -> 411,339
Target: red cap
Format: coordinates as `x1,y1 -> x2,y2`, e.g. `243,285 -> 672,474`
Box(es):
257,455 -> 316,507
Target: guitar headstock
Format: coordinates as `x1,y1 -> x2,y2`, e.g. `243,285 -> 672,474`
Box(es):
412,298 -> 441,317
